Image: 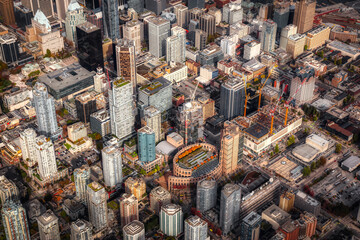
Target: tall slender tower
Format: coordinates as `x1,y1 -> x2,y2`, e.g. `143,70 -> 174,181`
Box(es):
37,210 -> 60,240
102,145 -> 122,188
120,193 -> 139,227
160,204 -> 183,237
109,78 -> 135,139
196,179 -> 217,213
0,0 -> 15,25
293,0 -> 316,34
65,0 -> 86,44
184,215 -> 208,240
0,176 -> 19,204
260,20 -> 277,52
137,126 -> 156,163
148,17 -> 170,58
143,106 -> 162,143
87,182 -> 108,231
2,201 -> 31,240
220,121 -> 240,175
35,136 -> 58,181
115,39 -> 137,95
174,4 -> 189,29
220,184 -> 241,235
219,78 -> 245,120
166,26 -> 186,63
19,128 -> 37,167
102,0 -> 120,41
70,219 -> 92,240
32,83 -> 62,141
123,20 -> 143,54
74,166 -> 91,205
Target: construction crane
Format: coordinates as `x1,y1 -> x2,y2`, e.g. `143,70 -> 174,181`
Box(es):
269,86 -> 286,135
257,65 -> 277,112
283,75 -> 312,126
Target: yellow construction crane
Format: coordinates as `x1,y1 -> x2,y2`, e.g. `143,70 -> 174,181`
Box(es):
257,65 -> 277,112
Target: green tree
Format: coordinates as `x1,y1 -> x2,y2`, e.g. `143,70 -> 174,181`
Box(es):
304,45 -> 308,51
335,143 -> 342,153
302,166 -> 311,177
155,164 -> 160,172
139,168 -> 146,175
44,49 -> 52,58
319,50 -> 324,58
311,161 -> 317,171
274,144 -> 279,154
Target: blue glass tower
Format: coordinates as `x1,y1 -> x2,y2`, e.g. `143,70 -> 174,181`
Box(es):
102,0 -> 120,41
137,126 -> 156,163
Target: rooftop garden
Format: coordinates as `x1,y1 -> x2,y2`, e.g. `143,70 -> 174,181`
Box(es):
177,145 -> 217,170
114,78 -> 129,88
107,200 -> 119,210
89,183 -> 103,192
125,138 -> 136,147
140,81 -> 162,92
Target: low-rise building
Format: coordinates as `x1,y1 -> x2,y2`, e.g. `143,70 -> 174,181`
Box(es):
305,26 -> 330,50
294,191 -> 321,216
262,204 -> 291,230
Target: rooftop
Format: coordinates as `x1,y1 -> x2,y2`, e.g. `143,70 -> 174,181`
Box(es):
161,203 -> 182,215
243,211 -> 261,226
292,144 -> 319,162
296,191 -> 320,206
123,221 -> 144,235
263,204 -> 291,224
140,77 -> 171,95
77,22 -> 100,33
341,156 -> 360,171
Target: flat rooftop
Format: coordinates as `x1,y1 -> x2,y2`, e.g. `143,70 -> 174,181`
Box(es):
139,77 -> 171,96
244,123 -> 269,140
292,144 -> 319,162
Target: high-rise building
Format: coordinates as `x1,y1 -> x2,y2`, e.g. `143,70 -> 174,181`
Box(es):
220,37 -> 236,57
199,14 -> 215,36
0,176 -> 19,204
14,4 -> 33,31
300,212 -> 317,238
166,26 -> 186,63
279,24 -> 297,50
120,193 -> 139,227
293,0 -> 315,34
195,29 -> 206,50
123,220 -> 145,240
65,0 -> 86,44
279,191 -> 295,212
274,3 -> 290,33
160,204 -> 183,237
90,109 -> 111,137
35,136 -> 58,181
0,0 -> 16,25
260,19 -> 277,52
184,215 -> 208,240
123,20 -> 143,54
240,211 -> 261,240
32,82 -> 62,141
148,17 -> 170,58
2,201 -> 30,240
189,7 -> 204,20
87,182 -> 108,231
219,78 -> 245,120
286,33 -> 305,58
222,2 -> 243,25
21,0 -> 54,17
19,128 -> 37,167
174,4 -> 189,29
93,67 -> 108,93
150,186 -> 171,214
294,190 -> 320,216
220,183 -> 241,235
128,0 -> 144,13
188,0 -> 205,9
304,25 -> 330,50
143,106 -> 162,143
115,39 -> 137,95
243,40 -> 261,60
55,0 -> 71,21
196,179 -> 217,213
137,126 -> 156,163
102,145 -> 122,187
76,22 -> 103,72
0,33 -> 20,67
74,166 -> 91,205
220,121 -> 240,175
102,0 -> 120,41
75,92 -> 97,124
37,210 -> 60,240
145,0 -> 166,15
290,67 -> 315,106
177,101 -> 204,145
85,0 -> 100,9
125,177 -> 146,201
109,78 -> 135,139
70,219 -> 92,240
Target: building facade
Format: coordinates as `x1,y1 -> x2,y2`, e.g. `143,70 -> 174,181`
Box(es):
120,193 -> 139,227
196,179 -> 217,213
137,126 -> 156,163
166,26 -> 186,64
148,17 -> 170,58
220,78 -> 245,120
65,1 -> 86,44
74,166 -> 91,205
0,176 -> 19,204
293,0 -> 316,34
102,0 -> 120,41
70,219 -> 92,240
143,106 -> 162,143
87,182 -> 108,231
102,145 -> 122,187
184,215 -> 208,240
220,183 -> 241,235
240,211 -> 261,240
90,109 -> 111,137
150,186 -> 171,214
2,201 -> 31,240
19,128 -> 37,167
220,121 -> 240,175
35,136 -> 58,181
123,20 -> 143,54
123,220 -> 145,240
260,20 -> 277,52
0,0 -> 15,25
37,210 -> 60,240
160,204 -> 183,237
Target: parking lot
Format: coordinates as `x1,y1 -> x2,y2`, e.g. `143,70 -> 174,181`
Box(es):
55,146 -> 99,170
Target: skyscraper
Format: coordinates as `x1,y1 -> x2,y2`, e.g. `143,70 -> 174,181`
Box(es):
143,106 -> 162,143
102,145 -> 122,187
76,22 -> 103,72
195,29 -> 206,50
150,186 -> 172,215
125,177 -> 146,201
260,20 -> 277,52
75,92 -> 97,124
220,121 -> 240,175
85,0 -> 100,9
177,101 -> 204,145
70,219 -> 92,240
123,20 -> 143,54
279,24 -> 297,50
19,128 -> 37,167
137,126 -> 156,163
115,39 -> 137,95
55,0 -> 71,21
127,0 -> 144,13
174,4 -> 189,29
35,136 -> 58,181
87,182 -> 108,231
188,0 -> 205,9
219,78 -> 245,120
37,210 -> 60,240
293,0 -> 316,34
65,0 -> 86,44
148,17 -> 170,58
160,204 -> 183,237
0,0 -> 15,25
0,176 -> 19,204
220,183 -> 241,235
102,0 -> 120,41
123,221 -> 145,240
32,83 -> 62,141
2,201 -> 31,240
290,67 -> 315,106
240,211 -> 262,240
273,2 -> 290,33
184,215 -> 208,240
120,193 -> 139,227
109,78 -> 135,139
166,26 -> 186,63
74,166 -> 91,205
200,13 -> 215,36
279,191 -> 295,212
21,0 -> 54,17
196,179 -> 217,213
0,33 -> 20,67
222,2 -> 243,25
145,0 -> 166,15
